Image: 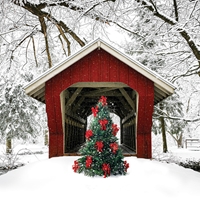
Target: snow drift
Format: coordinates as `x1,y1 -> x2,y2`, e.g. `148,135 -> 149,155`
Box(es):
0,156 -> 200,200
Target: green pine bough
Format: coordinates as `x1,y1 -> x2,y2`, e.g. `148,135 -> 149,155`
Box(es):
72,96 -> 129,178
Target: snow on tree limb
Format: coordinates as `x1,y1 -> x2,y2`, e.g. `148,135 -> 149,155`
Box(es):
134,0 -> 200,71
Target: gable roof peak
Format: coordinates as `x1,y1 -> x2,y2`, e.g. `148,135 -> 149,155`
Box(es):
24,38 -> 175,104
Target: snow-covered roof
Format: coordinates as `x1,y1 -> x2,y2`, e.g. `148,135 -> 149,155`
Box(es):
24,38 -> 175,103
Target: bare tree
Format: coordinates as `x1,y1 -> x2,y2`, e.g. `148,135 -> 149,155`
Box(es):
1,0 -> 119,70
0,0 -> 199,78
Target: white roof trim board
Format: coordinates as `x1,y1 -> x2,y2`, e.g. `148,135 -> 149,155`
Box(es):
24,38 -> 175,104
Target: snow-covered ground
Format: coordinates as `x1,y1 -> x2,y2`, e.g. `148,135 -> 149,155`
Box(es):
0,136 -> 200,200
169,147 -> 200,161
0,142 -> 48,169
0,155 -> 200,200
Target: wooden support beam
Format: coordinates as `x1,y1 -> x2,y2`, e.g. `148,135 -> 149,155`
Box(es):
119,88 -> 135,111
117,96 -> 131,114
123,120 -> 135,127
154,99 -> 160,105
154,87 -> 166,99
132,90 -> 137,100
72,96 -> 85,113
85,91 -> 123,97
83,88 -> 122,97
71,82 -> 128,88
33,87 -> 45,98
66,113 -> 86,124
122,110 -> 136,124
40,96 -> 45,103
65,87 -> 83,109
63,86 -> 137,120
28,84 -> 45,96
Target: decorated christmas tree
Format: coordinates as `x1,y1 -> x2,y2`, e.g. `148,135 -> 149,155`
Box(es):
72,96 -> 129,178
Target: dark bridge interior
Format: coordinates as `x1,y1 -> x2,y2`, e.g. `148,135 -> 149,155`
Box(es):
63,83 -> 137,156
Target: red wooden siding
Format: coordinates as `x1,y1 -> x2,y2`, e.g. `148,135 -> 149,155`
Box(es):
45,49 -> 154,158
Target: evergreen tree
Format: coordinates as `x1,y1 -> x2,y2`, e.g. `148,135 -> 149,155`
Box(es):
72,96 -> 129,178
0,83 -> 43,152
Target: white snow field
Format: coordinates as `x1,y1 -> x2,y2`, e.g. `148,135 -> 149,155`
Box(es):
0,155 -> 200,200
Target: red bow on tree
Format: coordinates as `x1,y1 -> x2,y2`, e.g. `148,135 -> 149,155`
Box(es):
85,130 -> 93,140
95,141 -> 104,152
110,143 -> 118,154
124,161 -> 129,172
102,163 -> 110,178
91,106 -> 98,117
99,96 -> 107,106
86,156 -> 92,168
99,119 -> 108,130
72,160 -> 79,172
112,124 -> 119,136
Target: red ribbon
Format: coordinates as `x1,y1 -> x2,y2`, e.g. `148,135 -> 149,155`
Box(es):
99,119 -> 108,130
85,130 -> 93,140
102,163 -> 110,178
110,143 -> 118,154
72,160 -> 79,172
95,141 -> 104,152
86,156 -> 92,168
124,161 -> 129,172
112,124 -> 119,136
99,96 -> 107,106
91,106 -> 98,117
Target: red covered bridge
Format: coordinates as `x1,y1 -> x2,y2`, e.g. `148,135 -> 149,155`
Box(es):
25,39 -> 175,159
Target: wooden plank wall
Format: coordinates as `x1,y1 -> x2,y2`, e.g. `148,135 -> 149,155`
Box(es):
45,49 -> 154,158
122,116 -> 136,152
65,116 -> 85,153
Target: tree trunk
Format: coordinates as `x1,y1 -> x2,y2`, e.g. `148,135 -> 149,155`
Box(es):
160,116 -> 168,153
159,103 -> 168,153
177,132 -> 183,148
44,130 -> 49,146
6,137 -> 12,154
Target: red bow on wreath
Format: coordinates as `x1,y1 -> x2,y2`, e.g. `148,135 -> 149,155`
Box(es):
124,160 -> 129,172
99,96 -> 107,106
86,156 -> 92,168
102,163 -> 110,178
110,143 -> 118,154
99,119 -> 108,130
91,106 -> 98,117
112,124 -> 119,136
72,160 -> 79,172
85,130 -> 93,140
95,141 -> 104,152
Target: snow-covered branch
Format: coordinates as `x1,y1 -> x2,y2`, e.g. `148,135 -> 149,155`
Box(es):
134,0 -> 200,72
154,105 -> 200,122
12,0 -> 86,47
153,115 -> 200,123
